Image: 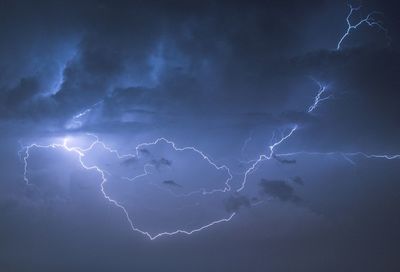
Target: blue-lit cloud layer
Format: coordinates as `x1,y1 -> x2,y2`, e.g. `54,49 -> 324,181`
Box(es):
1,0 -> 400,271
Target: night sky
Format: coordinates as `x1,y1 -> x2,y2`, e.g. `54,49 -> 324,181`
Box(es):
1,0 -> 400,271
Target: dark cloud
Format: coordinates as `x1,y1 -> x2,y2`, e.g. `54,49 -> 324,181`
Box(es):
259,179 -> 302,204
121,157 -> 138,166
291,176 -> 305,185
162,180 -> 182,188
224,195 -> 251,213
0,0 -> 336,126
1,1 -> 400,271
151,158 -> 172,169
273,154 -> 297,164
138,148 -> 151,156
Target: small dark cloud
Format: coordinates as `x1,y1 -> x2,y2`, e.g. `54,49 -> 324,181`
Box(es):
151,158 -> 172,169
138,148 -> 151,156
259,179 -> 302,204
162,180 -> 182,188
121,157 -> 138,166
273,154 -> 297,164
291,176 -> 304,185
224,195 -> 250,213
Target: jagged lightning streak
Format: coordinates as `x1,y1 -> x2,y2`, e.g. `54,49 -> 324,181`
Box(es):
275,151 -> 400,165
122,164 -> 155,182
131,137 -> 233,195
337,3 -> 389,50
346,152 -> 400,160
236,125 -> 298,192
67,101 -> 103,129
84,134 -> 233,195
237,80 -> 330,192
21,135 -> 235,240
307,81 -> 331,113
239,72 -> 398,187
20,2 -> 397,240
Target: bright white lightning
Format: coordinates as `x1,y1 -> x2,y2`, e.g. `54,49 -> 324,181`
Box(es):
132,137 -> 233,194
236,79 -> 329,192
347,152 -> 400,160
236,125 -> 298,192
21,135 -> 235,240
19,3 -> 397,240
84,135 -> 233,195
337,3 -> 389,50
307,81 -> 331,113
21,76 -> 399,239
275,151 -> 400,164
67,101 -> 103,129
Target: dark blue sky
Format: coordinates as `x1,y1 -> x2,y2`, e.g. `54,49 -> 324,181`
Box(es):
1,0 -> 400,271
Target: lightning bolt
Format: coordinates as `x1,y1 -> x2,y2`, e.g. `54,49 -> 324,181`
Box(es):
21,74 -> 397,239
19,3 -> 397,240
237,72 -> 398,191
133,137 -> 232,195
307,81 -> 332,113
275,151 -> 400,164
21,135 -> 235,240
236,79 -> 330,192
67,101 -> 104,129
337,3 -> 390,50
236,126 -> 298,192
83,135 -> 233,195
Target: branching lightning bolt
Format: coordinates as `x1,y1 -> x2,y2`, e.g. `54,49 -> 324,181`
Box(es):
236,125 -> 298,192
307,81 -> 332,113
67,101 -> 103,129
275,151 -> 400,165
237,80 -> 329,192
133,138 -> 232,194
19,3 -> 398,240
21,135 -> 235,240
337,3 -> 390,50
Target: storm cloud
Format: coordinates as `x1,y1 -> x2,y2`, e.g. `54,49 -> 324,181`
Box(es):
224,194 -> 251,212
162,180 -> 182,188
259,179 -> 302,204
1,0 -> 400,271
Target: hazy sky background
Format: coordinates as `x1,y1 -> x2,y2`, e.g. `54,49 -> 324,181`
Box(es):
1,0 -> 400,271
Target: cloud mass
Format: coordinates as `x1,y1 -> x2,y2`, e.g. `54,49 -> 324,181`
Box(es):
1,0 -> 400,271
